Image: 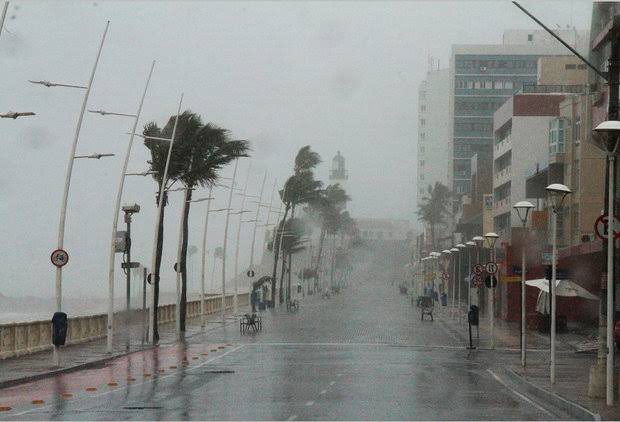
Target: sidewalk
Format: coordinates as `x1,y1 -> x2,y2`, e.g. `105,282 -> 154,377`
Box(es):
438,304 -> 620,420
0,307 -> 247,388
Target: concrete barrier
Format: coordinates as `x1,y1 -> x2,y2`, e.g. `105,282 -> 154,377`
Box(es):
0,293 -> 248,360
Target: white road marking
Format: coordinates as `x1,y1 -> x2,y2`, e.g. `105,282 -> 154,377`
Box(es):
486,369 -> 555,418
9,345 -> 246,417
319,389 -> 327,395
305,401 -> 314,407
329,381 -> 335,386
287,415 -> 298,420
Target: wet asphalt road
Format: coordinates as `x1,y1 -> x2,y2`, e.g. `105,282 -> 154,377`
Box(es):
0,257 -> 571,420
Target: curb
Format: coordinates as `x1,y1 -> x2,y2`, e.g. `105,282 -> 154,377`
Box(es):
0,311 -> 245,390
504,368 -> 601,421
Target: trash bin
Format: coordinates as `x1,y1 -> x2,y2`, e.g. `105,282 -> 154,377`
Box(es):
440,293 -> 447,306
468,305 -> 479,326
51,312 -> 68,346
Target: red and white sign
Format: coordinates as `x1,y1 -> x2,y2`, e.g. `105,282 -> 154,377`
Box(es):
50,249 -> 69,268
473,264 -> 484,275
594,215 -> 620,240
473,275 -> 483,288
485,262 -> 498,275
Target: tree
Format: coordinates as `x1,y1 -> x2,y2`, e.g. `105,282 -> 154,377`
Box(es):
416,182 -> 452,251
144,111 -> 248,337
270,146 -> 322,305
273,217 -> 307,304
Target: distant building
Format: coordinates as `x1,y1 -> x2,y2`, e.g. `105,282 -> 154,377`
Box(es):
355,218 -> 412,242
329,151 -> 348,194
449,29 -> 589,197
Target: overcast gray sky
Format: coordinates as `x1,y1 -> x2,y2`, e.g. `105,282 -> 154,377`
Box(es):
0,0 -> 591,299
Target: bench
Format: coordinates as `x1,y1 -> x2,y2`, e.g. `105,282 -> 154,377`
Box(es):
240,313 -> 262,334
287,299 -> 300,312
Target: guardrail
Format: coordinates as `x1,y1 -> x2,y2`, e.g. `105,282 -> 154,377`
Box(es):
0,293 -> 248,360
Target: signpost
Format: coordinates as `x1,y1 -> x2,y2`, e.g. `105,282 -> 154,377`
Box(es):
50,249 -> 69,268
594,214 -> 620,240
485,262 -> 498,275
485,275 -> 498,289
473,264 -> 484,275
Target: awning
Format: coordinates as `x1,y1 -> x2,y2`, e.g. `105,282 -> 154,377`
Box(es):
525,278 -> 599,300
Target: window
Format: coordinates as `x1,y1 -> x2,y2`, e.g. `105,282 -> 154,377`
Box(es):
549,118 -> 566,154
527,34 -> 533,41
420,119 -> 426,127
565,64 -> 577,70
578,64 -> 587,70
474,81 -> 481,89
484,80 -> 492,89
420,105 -> 426,112
574,116 -> 581,145
419,146 -> 425,153
419,132 -> 425,141
503,80 -> 513,89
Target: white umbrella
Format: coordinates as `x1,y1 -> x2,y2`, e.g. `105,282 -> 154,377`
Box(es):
526,278 -> 599,300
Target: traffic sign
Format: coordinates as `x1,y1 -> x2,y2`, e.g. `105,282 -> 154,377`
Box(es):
50,249 -> 69,268
441,272 -> 449,281
173,262 -> 179,272
473,264 -> 484,275
146,273 -> 160,284
247,269 -> 255,278
594,214 -> 620,240
485,275 -> 498,289
473,274 -> 483,287
485,262 -> 498,274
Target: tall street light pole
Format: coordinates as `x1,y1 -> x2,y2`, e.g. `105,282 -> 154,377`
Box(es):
173,186 -> 196,338
221,159 -> 239,323
456,244 -> 466,315
484,232 -> 499,350
34,21 -> 110,366
249,171 -> 268,271
450,247 -> 459,318
233,164 -> 253,314
466,241 -> 475,315
147,94 -> 184,345
545,183 -> 571,384
592,121 -> 620,405
91,60 -> 155,354
473,235 -> 485,309
513,201 -> 534,368
0,2 -> 8,41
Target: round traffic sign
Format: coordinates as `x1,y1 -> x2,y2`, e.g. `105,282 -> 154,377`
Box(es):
473,274 -> 483,287
485,275 -> 498,289
173,262 -> 179,272
441,272 -> 449,281
50,249 -> 69,268
147,273 -> 160,284
485,262 -> 498,275
473,264 -> 484,275
247,269 -> 255,278
594,214 -> 620,240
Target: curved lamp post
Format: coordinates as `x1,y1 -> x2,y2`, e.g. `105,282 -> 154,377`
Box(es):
441,250 -> 452,308
450,247 -> 459,318
31,21 -> 110,365
484,232 -> 499,349
513,200 -> 534,368
545,183 -> 571,384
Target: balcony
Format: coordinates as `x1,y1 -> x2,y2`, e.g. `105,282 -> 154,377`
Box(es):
493,165 -> 511,188
494,197 -> 512,217
494,135 -> 512,159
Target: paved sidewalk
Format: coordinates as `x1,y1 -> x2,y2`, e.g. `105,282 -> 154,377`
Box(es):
0,307 -> 247,388
435,302 -> 619,420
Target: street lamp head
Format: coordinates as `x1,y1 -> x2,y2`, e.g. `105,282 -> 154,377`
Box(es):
472,235 -> 484,247
513,200 -> 535,225
484,232 -> 499,248
592,120 -> 620,154
441,249 -> 452,255
456,243 -> 466,249
545,183 -> 571,211
450,247 -> 459,253
466,241 -> 476,247
121,203 -> 140,214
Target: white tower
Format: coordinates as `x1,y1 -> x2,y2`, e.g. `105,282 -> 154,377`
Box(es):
329,151 -> 348,205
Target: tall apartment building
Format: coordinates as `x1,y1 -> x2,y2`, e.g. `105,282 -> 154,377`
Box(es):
416,64 -> 450,204
449,29 -> 589,196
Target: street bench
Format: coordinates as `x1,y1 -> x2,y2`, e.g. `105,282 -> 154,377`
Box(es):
240,313 -> 262,334
417,296 -> 434,321
287,299 -> 300,312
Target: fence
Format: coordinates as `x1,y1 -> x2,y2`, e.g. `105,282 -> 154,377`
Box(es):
0,293 -> 248,360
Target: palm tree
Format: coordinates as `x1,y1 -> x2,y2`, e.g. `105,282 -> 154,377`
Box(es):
174,118 -> 248,332
144,111 -> 248,336
271,170 -> 322,304
307,184 -> 350,281
273,217 -> 307,304
416,182 -> 452,251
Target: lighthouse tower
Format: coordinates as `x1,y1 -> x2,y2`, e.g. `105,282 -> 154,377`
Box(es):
329,151 -> 348,204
